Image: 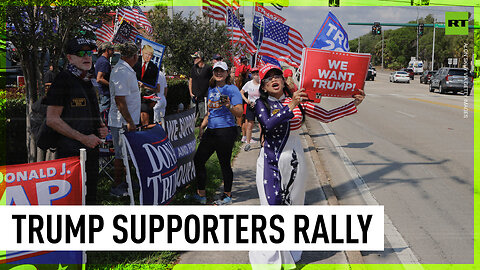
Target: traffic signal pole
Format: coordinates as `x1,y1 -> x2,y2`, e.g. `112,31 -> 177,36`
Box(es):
432,20 -> 436,70
381,29 -> 384,70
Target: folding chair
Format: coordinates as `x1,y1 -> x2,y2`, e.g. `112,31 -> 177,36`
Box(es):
99,133 -> 115,182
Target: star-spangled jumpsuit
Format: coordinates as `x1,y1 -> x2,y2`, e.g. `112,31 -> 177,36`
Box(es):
249,95 -> 358,267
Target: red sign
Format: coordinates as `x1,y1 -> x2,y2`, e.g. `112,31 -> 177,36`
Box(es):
299,48 -> 371,102
0,157 -> 83,205
255,4 -> 286,23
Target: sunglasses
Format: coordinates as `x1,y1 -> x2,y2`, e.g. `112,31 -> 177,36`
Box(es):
262,74 -> 283,83
74,50 -> 93,57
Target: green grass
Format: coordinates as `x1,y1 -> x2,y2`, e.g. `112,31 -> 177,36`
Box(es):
86,126 -> 242,268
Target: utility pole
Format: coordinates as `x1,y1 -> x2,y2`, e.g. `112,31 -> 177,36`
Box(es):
431,19 -> 435,70
381,29 -> 384,70
358,35 -> 360,53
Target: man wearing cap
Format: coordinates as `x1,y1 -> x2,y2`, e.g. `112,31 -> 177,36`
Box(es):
45,36 -> 108,205
95,42 -> 115,118
235,56 -> 251,89
189,51 -> 212,122
212,54 -> 223,65
108,42 -> 141,197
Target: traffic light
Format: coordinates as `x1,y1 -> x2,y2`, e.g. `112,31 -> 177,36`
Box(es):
372,25 -> 376,35
418,23 -> 424,36
376,25 -> 382,35
239,13 -> 245,26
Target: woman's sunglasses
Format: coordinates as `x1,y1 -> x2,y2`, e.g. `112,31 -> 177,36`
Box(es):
74,50 -> 93,57
262,74 -> 283,83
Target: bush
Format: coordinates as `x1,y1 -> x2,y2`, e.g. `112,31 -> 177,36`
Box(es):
165,78 -> 190,116
1,90 -> 27,165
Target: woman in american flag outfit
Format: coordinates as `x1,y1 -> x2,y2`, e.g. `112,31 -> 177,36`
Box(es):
249,64 -> 365,267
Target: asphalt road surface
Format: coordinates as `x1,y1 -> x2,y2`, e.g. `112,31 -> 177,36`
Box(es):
304,69 -> 474,264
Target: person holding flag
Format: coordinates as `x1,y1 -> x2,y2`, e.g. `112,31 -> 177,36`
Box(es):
250,64 -> 365,267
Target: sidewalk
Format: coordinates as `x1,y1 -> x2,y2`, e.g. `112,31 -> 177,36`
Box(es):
175,127 -> 348,266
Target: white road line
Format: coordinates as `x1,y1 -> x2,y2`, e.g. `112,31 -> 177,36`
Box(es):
321,122 -> 423,268
396,110 -> 416,118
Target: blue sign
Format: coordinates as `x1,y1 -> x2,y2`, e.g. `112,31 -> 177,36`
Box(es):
123,125 -> 178,205
310,12 -> 350,52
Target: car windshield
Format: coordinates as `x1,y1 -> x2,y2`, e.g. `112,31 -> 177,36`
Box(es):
448,69 -> 466,76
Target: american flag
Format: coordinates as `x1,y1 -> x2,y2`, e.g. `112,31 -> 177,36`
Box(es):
258,16 -> 306,67
118,6 -> 153,35
95,24 -> 114,44
202,0 -> 239,21
226,9 -> 257,54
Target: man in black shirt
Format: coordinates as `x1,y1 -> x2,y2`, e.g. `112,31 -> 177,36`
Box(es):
94,42 -> 114,118
189,51 -> 212,121
44,64 -> 56,88
45,36 -> 108,205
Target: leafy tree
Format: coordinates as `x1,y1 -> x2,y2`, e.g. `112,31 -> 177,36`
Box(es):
149,6 -> 232,76
3,1 -> 136,163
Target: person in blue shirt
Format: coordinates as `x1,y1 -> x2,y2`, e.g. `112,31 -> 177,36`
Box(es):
190,61 -> 243,205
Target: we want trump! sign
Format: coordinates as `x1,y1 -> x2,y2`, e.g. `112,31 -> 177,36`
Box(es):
300,48 -> 371,102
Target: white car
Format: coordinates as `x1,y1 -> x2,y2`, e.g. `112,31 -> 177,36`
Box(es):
389,71 -> 410,83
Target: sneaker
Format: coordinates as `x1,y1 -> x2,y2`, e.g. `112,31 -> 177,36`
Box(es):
241,136 -> 247,143
214,193 -> 232,205
184,193 -> 207,205
110,183 -> 128,197
244,143 -> 251,151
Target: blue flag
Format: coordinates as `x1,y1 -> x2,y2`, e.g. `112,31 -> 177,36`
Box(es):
310,12 -> 349,52
252,15 -> 263,46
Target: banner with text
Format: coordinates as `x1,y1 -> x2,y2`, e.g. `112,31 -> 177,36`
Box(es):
164,108 -> 196,189
300,48 -> 371,101
0,157 -> 84,266
123,125 -> 178,205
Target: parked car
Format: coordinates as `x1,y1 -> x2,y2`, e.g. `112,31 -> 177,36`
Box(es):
429,67 -> 473,95
419,70 -> 437,84
401,68 -> 415,80
366,66 -> 376,81
389,71 -> 410,83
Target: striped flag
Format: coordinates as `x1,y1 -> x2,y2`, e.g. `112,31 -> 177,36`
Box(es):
95,24 -> 114,44
118,6 -> 153,35
226,9 -> 256,54
202,0 -> 239,21
258,16 -> 306,67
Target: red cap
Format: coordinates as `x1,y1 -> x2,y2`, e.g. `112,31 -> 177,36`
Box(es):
251,67 -> 259,73
283,68 -> 293,78
259,64 -> 282,81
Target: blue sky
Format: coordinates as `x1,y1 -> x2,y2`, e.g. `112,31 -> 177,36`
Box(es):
156,5 -> 473,43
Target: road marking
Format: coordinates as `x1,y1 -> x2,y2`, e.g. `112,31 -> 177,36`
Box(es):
409,97 -> 476,112
396,110 -> 416,118
320,122 -> 423,268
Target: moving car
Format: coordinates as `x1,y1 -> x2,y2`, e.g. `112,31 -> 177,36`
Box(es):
366,66 -> 376,81
389,71 -> 410,83
429,67 -> 473,95
419,70 -> 437,84
401,68 -> 415,80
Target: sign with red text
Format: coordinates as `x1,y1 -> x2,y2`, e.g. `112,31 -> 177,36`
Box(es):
299,48 -> 371,102
0,157 -> 83,205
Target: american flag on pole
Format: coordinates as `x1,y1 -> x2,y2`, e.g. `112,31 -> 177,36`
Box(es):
118,6 -> 153,35
95,24 -> 115,44
202,0 -> 239,21
226,9 -> 257,54
258,16 -> 306,67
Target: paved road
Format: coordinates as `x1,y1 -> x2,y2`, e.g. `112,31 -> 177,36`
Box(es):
304,69 -> 474,264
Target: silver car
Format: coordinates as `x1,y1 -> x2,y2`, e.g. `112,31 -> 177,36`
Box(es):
389,71 -> 410,83
429,68 -> 473,95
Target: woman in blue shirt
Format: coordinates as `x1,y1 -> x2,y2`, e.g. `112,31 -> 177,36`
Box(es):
190,61 -> 243,205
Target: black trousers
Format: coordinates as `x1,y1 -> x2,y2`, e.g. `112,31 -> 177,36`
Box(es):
56,148 -> 99,205
194,126 -> 237,193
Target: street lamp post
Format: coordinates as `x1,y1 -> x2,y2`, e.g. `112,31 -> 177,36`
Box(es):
381,29 -> 384,70
431,19 -> 436,70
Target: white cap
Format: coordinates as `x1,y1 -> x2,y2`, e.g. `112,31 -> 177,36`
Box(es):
213,61 -> 228,71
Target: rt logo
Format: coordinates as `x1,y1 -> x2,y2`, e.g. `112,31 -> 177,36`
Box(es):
445,12 -> 469,35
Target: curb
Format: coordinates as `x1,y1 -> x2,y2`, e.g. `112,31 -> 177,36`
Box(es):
301,123 -> 366,265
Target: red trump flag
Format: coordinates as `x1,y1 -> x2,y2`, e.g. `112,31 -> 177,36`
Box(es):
300,48 -> 371,102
